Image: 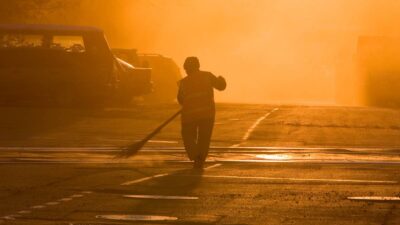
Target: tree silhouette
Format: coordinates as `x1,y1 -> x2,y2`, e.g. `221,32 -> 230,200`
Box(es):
0,0 -> 75,23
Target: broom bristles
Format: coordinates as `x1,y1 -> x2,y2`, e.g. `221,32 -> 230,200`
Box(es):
115,109 -> 182,159
116,140 -> 146,158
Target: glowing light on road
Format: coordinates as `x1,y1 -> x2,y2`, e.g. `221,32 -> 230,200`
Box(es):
96,215 -> 178,221
124,195 -> 198,200
348,196 -> 400,201
255,154 -> 291,160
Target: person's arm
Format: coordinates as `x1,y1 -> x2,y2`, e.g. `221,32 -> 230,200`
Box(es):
177,81 -> 184,105
211,73 -> 227,91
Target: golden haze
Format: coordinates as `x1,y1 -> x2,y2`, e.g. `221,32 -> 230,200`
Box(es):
46,0 -> 400,105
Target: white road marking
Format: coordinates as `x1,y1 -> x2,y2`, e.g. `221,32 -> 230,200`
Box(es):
121,173 -> 169,186
232,108 -> 279,147
2,216 -> 13,220
45,202 -> 59,206
5,214 -> 22,220
215,159 -> 400,164
0,161 -> 133,164
121,177 -> 154,185
96,215 -> 178,221
204,163 -> 222,170
70,194 -> 84,198
31,205 -> 46,209
148,140 -> 179,144
5,192 -> 91,222
124,195 -> 198,200
120,162 -> 222,186
348,196 -> 400,201
1,158 -> 399,164
1,146 -> 399,152
153,173 -> 169,178
179,175 -> 397,184
2,215 -> 17,220
229,118 -> 241,121
255,154 -> 291,160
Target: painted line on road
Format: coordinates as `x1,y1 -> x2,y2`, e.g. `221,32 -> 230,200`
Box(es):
2,159 -> 400,165
17,210 -> 31,215
178,175 -> 398,184
2,215 -> 20,220
1,146 -> 400,152
124,195 -> 198,200
1,216 -> 13,221
348,196 -> 400,202
232,108 -> 279,147
229,118 -> 241,121
2,191 -> 93,222
1,214 -> 22,221
96,214 -> 178,222
121,173 -> 169,186
204,163 -> 222,170
214,159 -> 400,164
148,140 -> 179,144
113,164 -> 223,223
70,194 -> 84,198
120,163 -> 222,186
174,159 -> 400,165
45,201 -> 59,206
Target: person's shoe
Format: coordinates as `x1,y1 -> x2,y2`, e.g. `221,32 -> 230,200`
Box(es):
193,159 -> 204,170
198,159 -> 205,169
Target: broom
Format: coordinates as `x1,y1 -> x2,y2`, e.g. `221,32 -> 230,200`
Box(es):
117,109 -> 182,158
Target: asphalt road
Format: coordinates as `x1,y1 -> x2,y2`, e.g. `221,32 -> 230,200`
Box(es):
0,104 -> 399,225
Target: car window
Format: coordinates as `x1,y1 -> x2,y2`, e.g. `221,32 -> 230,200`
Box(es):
0,34 -> 44,48
51,35 -> 86,53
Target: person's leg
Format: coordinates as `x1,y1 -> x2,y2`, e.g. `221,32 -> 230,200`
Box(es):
197,118 -> 215,166
181,122 -> 198,161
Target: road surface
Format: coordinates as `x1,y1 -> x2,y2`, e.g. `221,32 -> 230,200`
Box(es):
0,104 -> 399,225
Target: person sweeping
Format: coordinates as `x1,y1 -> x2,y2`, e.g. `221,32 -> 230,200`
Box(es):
178,57 -> 227,169
118,56 -> 226,163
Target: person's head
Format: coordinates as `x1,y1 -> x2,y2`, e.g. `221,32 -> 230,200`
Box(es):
184,56 -> 200,75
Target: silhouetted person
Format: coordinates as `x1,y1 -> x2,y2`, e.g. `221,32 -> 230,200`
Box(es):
178,57 -> 226,169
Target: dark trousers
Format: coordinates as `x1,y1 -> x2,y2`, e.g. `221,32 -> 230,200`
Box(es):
181,118 -> 214,162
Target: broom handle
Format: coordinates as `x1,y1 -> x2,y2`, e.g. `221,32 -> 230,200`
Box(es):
141,109 -> 182,142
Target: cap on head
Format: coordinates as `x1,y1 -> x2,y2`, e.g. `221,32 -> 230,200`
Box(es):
184,56 -> 200,73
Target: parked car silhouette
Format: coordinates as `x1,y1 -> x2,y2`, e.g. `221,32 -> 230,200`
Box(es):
0,24 -> 152,106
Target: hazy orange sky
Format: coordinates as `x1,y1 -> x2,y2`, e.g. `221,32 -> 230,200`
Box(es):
62,0 -> 400,104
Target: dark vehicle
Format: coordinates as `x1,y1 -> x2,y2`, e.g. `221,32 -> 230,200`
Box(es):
0,24 -> 151,106
357,36 -> 400,107
112,49 -> 181,102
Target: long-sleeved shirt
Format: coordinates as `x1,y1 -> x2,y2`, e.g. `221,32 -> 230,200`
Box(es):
177,70 -> 226,123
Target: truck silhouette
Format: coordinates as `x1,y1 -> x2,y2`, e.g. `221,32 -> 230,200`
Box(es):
112,49 -> 181,102
0,24 -> 152,106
